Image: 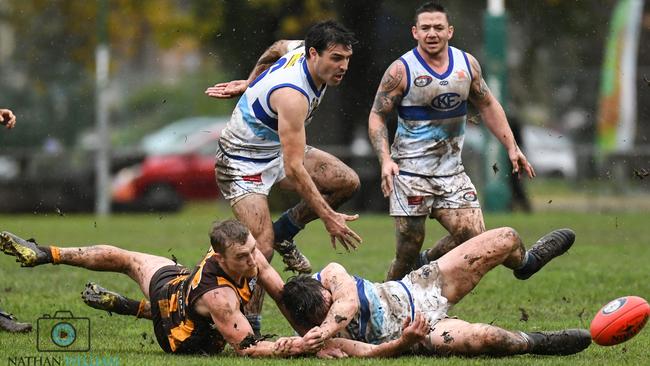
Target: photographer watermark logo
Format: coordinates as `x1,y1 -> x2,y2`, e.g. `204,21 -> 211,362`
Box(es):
37,310 -> 90,352
7,311 -> 121,366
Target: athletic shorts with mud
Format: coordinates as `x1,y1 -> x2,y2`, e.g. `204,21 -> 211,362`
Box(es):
389,171 -> 480,216
215,143 -> 313,205
374,262 -> 449,343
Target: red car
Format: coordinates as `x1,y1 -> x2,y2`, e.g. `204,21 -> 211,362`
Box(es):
112,119 -> 226,211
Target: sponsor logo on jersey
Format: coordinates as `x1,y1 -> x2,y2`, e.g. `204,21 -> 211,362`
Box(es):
414,75 -> 433,87
455,69 -> 468,80
407,196 -> 424,206
431,92 -> 462,111
243,174 -> 263,184
463,191 -> 477,202
439,80 -> 449,86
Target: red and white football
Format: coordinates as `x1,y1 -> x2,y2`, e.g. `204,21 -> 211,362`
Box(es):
590,296 -> 650,346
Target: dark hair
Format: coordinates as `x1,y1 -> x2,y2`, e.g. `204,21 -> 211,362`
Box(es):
209,219 -> 250,255
281,275 -> 330,329
414,2 -> 450,24
304,20 -> 357,59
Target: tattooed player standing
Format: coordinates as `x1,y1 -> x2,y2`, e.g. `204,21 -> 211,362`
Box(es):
368,3 -> 536,280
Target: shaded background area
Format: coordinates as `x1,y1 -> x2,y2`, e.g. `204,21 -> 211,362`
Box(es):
0,0 -> 648,214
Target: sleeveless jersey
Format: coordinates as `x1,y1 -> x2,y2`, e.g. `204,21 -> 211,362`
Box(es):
158,249 -> 255,353
313,272 -> 415,345
392,46 -> 473,177
219,45 -> 327,161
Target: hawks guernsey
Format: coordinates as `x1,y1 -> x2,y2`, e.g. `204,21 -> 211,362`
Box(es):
392,46 -> 473,177
156,249 -> 255,353
219,44 -> 327,161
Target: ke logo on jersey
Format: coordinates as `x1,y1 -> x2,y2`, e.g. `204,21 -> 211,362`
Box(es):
407,196 -> 424,206
414,75 -> 433,87
243,174 -> 263,184
431,92 -> 462,111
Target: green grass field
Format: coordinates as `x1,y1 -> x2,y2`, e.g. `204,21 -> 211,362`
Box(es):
1,203 -> 648,365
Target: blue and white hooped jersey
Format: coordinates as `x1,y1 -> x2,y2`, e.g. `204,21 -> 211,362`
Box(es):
219,45 -> 326,161
392,46 -> 473,177
313,272 -> 415,345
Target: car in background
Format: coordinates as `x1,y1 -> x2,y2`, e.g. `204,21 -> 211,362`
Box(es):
522,125 -> 577,179
464,124 -> 577,179
112,116 -> 229,211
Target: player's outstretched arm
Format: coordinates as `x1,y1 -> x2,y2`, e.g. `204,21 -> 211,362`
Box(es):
368,60 -> 406,197
205,40 -> 303,99
0,108 -> 16,129
320,312 -> 429,358
200,286 -> 319,357
275,88 -> 362,251
466,54 -> 535,178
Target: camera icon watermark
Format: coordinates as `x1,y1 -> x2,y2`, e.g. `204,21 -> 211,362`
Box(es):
37,311 -> 90,352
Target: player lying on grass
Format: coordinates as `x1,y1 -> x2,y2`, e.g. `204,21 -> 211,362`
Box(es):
279,227 -> 592,357
0,220 -> 426,357
75,227 -> 588,358
0,107 -> 31,334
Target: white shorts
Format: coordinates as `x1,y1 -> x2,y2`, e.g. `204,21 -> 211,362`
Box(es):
371,262 -> 449,344
215,147 -> 286,205
389,171 -> 480,216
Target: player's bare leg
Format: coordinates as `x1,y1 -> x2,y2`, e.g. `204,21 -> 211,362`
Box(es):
275,147 -> 359,272
422,318 -> 590,356
423,207 -> 485,262
231,194 -> 274,335
0,231 -> 174,300
385,216 -> 426,280
82,282 -> 151,319
279,147 -> 360,225
435,227 -> 574,304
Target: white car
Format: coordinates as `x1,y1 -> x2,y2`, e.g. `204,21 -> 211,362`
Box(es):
464,124 -> 577,179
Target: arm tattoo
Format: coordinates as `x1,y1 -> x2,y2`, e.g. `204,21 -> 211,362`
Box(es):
468,56 -> 492,103
380,62 -> 404,92
371,61 -> 404,117
369,124 -> 390,162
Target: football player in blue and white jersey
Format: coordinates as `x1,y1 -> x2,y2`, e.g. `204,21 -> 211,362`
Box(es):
205,21 -> 362,335
368,3 -> 536,281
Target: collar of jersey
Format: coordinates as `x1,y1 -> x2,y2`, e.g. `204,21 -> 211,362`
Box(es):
412,46 -> 454,80
302,59 -> 325,97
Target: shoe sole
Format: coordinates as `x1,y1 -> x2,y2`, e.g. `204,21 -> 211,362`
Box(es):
82,283 -> 121,311
0,232 -> 39,267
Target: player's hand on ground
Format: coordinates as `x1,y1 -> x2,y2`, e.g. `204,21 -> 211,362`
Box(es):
205,80 -> 248,99
316,346 -> 348,359
273,336 -> 307,355
508,146 -> 535,178
0,109 -> 16,129
400,312 -> 429,345
324,212 -> 362,252
380,159 -> 399,197
301,326 -> 326,352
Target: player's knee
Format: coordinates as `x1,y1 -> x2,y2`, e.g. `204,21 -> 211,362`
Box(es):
487,227 -> 521,254
335,167 -> 360,197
